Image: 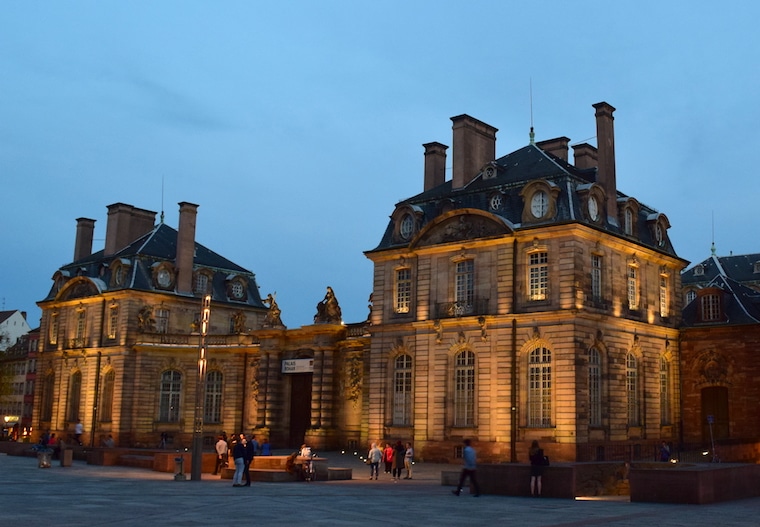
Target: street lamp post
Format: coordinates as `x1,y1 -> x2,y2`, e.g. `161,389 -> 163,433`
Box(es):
191,294 -> 211,481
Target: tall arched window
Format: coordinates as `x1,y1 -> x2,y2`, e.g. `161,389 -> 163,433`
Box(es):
626,353 -> 640,426
100,370 -> 115,422
454,350 -> 475,426
529,347 -> 552,427
67,371 -> 82,422
660,357 -> 670,425
159,370 -> 182,422
204,371 -> 223,423
393,354 -> 413,425
41,373 -> 55,422
589,348 -> 602,427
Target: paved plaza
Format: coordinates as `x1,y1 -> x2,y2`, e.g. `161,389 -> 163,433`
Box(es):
1,452 -> 758,526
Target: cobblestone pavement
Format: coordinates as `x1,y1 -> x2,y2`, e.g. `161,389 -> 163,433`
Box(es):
1,452 -> 758,526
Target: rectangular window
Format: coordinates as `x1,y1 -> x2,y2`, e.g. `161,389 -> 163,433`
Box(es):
529,252 -> 548,301
591,255 -> 602,302
455,260 -> 475,315
659,275 -> 669,318
589,349 -> 601,427
204,371 -> 223,423
528,347 -> 552,427
159,371 -> 181,422
393,355 -> 413,425
49,313 -> 59,345
100,371 -> 115,422
74,310 -> 86,346
107,305 -> 118,340
454,351 -> 475,427
627,266 -> 639,310
155,309 -> 170,334
394,268 -> 412,314
660,358 -> 670,425
701,294 -> 720,321
627,354 -> 639,426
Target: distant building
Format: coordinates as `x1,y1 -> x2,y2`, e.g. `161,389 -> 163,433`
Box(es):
364,102 -> 687,462
680,251 -> 760,460
0,310 -> 32,351
0,327 -> 38,439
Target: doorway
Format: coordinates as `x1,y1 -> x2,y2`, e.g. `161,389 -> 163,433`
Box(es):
288,373 -> 312,449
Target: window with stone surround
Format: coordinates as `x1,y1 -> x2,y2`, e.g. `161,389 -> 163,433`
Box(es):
49,312 -> 59,345
627,265 -> 639,311
626,353 -> 640,426
393,354 -> 413,425
454,350 -> 475,427
659,273 -> 669,319
660,357 -> 670,425
528,251 -> 548,301
700,293 -> 721,321
107,304 -> 119,340
591,254 -> 603,302
394,268 -> 412,314
589,348 -> 602,427
67,371 -> 82,422
455,259 -> 475,313
155,308 -> 170,334
159,370 -> 182,422
100,370 -> 115,422
204,371 -> 223,423
41,373 -> 54,422
528,347 -> 552,427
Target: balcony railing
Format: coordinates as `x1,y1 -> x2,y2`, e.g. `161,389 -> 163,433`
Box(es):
435,298 -> 489,319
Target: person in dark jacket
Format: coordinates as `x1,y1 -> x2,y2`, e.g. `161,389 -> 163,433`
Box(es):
231,436 -> 247,487
392,440 -> 406,481
529,439 -> 546,497
242,433 -> 255,486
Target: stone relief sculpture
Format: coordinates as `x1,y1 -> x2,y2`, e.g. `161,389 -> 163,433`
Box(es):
231,310 -> 247,334
314,286 -> 342,324
137,305 -> 155,333
262,292 -> 284,327
345,355 -> 363,407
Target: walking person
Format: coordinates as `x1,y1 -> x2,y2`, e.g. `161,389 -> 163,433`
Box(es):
74,420 -> 84,445
231,435 -> 246,487
367,442 -> 382,480
529,439 -> 546,497
213,435 -> 228,475
452,439 -> 480,497
403,442 -> 414,479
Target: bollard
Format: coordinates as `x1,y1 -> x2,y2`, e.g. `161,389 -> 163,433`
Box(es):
174,453 -> 186,481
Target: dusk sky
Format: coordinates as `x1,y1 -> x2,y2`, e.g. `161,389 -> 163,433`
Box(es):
2,2 -> 759,329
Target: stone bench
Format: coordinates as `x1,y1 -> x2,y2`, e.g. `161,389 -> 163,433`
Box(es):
118,455 -> 154,469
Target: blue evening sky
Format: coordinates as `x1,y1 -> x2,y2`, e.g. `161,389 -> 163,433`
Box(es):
2,1 -> 759,328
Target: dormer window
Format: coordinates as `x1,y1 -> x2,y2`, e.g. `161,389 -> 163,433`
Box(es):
754,261 -> 760,274
694,265 -> 704,276
226,275 -> 248,302
700,293 -> 721,321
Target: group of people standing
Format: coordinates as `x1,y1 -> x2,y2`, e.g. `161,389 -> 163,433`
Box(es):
367,440 -> 413,481
212,432 -> 271,487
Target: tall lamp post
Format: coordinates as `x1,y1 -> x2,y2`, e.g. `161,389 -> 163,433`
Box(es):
191,294 -> 211,481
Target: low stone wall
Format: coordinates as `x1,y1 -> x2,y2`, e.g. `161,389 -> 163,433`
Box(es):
629,462 -> 760,504
477,463 -> 576,499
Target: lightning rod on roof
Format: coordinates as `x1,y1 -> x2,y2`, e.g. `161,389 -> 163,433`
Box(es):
529,78 -> 535,145
711,210 -> 716,255
160,175 -> 165,224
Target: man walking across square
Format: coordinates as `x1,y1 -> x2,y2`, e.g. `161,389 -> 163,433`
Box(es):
452,439 -> 480,497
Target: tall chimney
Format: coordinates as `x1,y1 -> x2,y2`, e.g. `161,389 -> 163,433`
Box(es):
451,115 -> 498,189
176,202 -> 199,295
572,143 -> 598,170
536,137 -> 570,162
593,102 -> 617,221
104,203 -> 157,257
423,142 -> 448,191
74,217 -> 96,261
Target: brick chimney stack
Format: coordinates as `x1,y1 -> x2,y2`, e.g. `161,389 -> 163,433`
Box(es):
74,217 -> 96,261
104,203 -> 157,257
423,142 -> 448,191
593,102 -> 618,222
572,143 -> 598,170
536,136 -> 570,162
451,115 -> 498,189
176,202 -> 199,295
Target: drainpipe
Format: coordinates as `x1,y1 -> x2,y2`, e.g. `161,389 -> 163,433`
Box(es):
89,351 -> 102,448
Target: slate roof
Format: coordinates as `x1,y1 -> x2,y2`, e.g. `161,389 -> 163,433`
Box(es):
42,223 -> 265,309
370,143 -> 677,256
681,253 -> 760,327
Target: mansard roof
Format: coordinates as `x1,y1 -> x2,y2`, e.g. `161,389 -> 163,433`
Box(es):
42,223 -> 265,309
681,253 -> 760,327
369,143 -> 677,256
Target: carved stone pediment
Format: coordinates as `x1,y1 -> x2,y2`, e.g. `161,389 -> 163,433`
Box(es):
415,213 -> 510,247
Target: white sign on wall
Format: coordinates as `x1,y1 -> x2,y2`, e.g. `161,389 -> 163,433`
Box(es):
282,358 -> 314,374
